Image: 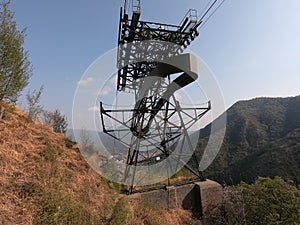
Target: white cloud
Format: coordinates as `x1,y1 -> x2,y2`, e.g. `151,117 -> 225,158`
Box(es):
174,92 -> 182,100
88,106 -> 99,112
99,86 -> 112,96
109,75 -> 118,86
78,77 -> 94,86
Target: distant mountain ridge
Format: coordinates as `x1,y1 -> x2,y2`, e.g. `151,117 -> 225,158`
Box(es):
200,95 -> 300,184
68,96 -> 300,185
66,129 -> 126,156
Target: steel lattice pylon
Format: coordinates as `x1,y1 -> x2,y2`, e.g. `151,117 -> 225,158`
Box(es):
100,0 -> 212,194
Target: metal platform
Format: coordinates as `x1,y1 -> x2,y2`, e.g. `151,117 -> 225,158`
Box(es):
117,1 -> 200,91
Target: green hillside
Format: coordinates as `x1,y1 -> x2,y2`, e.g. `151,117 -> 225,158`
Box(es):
201,95 -> 300,185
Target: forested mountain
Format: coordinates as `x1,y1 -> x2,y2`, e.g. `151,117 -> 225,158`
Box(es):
200,95 -> 300,185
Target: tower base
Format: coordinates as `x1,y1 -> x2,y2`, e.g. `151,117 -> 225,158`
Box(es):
126,179 -> 223,219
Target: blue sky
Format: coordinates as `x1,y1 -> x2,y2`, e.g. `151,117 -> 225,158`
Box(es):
9,0 -> 300,128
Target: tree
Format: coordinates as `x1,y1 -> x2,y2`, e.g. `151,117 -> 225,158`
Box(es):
51,109 -> 68,134
0,1 -> 32,120
26,85 -> 43,120
43,109 -> 68,134
223,177 -> 300,225
79,128 -> 95,156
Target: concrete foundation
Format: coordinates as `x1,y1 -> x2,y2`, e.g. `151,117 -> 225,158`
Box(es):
126,179 -> 223,218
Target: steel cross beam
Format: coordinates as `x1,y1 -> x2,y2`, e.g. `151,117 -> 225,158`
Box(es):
117,6 -> 199,91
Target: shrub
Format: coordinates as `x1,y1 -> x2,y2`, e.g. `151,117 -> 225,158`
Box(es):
224,177 -> 300,225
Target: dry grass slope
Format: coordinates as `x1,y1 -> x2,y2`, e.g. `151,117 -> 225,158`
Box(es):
0,103 -> 118,224
0,103 -> 204,225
